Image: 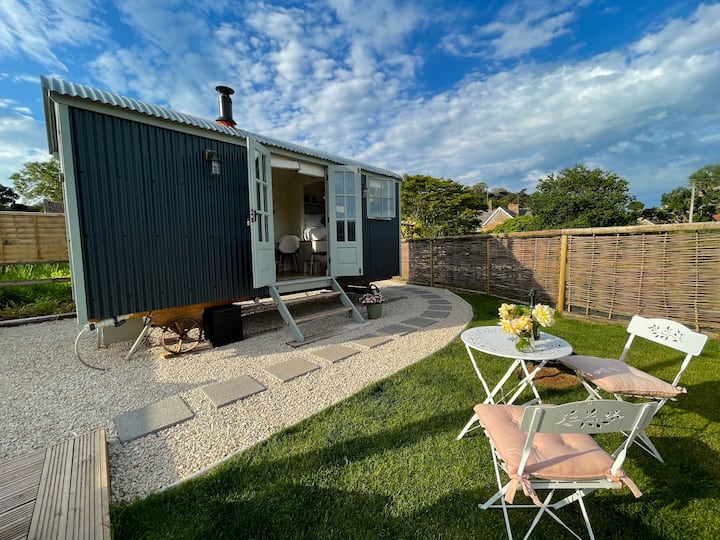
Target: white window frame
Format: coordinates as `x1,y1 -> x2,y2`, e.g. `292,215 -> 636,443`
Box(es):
366,177 -> 396,219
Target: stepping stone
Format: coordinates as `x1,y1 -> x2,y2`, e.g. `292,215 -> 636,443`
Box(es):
201,376 -> 266,408
313,345 -> 359,363
403,316 -> 436,328
265,358 -> 320,382
415,292 -> 441,298
420,310 -> 450,319
378,324 -> 417,336
351,335 -> 393,349
115,395 -> 194,443
426,301 -> 452,310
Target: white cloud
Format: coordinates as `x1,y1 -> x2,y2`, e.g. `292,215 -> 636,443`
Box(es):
633,3 -> 720,57
2,0 -> 717,209
0,112 -> 50,187
358,3 -> 720,202
0,0 -> 107,70
442,0 -> 581,59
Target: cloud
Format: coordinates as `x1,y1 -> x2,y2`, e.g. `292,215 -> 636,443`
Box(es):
0,111 -> 50,186
360,3 -> 720,202
2,0 -> 717,208
442,0 -> 582,59
0,0 -> 108,70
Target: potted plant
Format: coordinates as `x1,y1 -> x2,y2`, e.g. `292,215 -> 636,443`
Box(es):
359,290 -> 385,319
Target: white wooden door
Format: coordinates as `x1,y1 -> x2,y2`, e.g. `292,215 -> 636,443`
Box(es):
327,166 -> 363,276
247,137 -> 276,288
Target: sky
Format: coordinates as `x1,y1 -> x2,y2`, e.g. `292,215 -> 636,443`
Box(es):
0,0 -> 718,207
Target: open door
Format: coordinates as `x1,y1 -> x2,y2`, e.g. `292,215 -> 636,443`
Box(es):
247,137 -> 276,288
327,165 -> 363,276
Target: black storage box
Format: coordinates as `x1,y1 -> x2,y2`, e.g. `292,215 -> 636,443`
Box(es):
203,304 -> 244,347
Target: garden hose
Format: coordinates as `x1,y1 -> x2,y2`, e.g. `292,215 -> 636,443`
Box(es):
74,316 -> 130,371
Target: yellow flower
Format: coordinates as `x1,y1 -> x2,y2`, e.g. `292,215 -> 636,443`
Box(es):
532,304 -> 555,327
499,303 -> 516,320
514,315 -> 533,333
499,319 -> 515,334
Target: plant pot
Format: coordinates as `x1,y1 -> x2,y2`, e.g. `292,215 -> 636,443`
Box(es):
366,303 -> 382,320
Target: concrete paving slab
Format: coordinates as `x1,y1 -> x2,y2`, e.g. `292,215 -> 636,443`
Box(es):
265,358 -> 320,382
426,301 -> 452,310
377,324 -> 417,336
313,345 -> 359,363
115,395 -> 194,443
403,316 -> 437,328
351,335 -> 393,349
420,310 -> 450,319
201,376 -> 266,408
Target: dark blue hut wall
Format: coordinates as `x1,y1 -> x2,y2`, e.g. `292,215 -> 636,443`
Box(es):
69,108 -> 252,320
361,176 -> 400,281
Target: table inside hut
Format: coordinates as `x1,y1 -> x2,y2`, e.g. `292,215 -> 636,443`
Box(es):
456,326 -> 573,438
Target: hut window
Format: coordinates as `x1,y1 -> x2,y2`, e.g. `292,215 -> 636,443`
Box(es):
367,178 -> 396,219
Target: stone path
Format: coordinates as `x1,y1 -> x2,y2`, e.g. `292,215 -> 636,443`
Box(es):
112,285 -> 455,441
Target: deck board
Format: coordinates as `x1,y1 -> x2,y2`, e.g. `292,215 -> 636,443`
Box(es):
0,429 -> 110,540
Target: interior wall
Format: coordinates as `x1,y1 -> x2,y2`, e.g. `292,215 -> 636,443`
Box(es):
272,168 -> 327,243
272,168 -> 303,241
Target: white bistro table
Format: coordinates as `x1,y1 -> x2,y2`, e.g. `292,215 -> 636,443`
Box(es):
456,325 -> 573,439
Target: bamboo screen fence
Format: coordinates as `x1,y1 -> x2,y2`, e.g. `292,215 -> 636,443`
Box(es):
404,222 -> 720,334
0,212 -> 68,264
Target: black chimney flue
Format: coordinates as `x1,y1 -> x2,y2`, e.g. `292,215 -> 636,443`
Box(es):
215,85 -> 236,127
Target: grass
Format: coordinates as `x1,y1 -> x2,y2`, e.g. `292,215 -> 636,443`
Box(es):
110,293 -> 720,539
0,263 -> 74,320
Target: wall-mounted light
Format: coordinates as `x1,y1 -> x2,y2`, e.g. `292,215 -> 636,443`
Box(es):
203,149 -> 221,175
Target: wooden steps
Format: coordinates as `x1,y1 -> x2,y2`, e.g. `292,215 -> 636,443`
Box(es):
0,428 -> 111,540
269,278 -> 365,343
292,306 -> 353,325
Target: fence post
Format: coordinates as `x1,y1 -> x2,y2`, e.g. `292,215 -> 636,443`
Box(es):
486,237 -> 491,295
429,239 -> 434,287
557,234 -> 568,313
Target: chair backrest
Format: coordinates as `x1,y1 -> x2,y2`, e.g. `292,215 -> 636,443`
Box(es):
620,315 -> 708,386
278,235 -> 300,253
519,400 -> 656,475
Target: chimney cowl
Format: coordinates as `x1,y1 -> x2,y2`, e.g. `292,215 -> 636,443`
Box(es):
215,85 -> 236,127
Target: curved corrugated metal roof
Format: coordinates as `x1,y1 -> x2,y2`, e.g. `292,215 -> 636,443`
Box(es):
41,76 -> 401,179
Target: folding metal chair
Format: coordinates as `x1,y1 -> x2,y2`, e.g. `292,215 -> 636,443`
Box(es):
475,400 -> 656,540
559,315 -> 707,462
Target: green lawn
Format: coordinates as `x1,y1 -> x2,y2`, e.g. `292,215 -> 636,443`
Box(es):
111,293 -> 720,539
0,263 -> 74,319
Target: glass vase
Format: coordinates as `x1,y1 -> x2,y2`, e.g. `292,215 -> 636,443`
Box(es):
515,330 -> 536,352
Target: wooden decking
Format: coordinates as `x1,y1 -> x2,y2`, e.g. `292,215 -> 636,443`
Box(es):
0,428 -> 110,540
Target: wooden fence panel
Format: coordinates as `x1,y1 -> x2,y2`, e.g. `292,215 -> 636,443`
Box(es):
405,223 -> 720,334
0,212 -> 68,264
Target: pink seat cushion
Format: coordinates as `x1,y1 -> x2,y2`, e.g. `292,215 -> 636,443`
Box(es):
474,404 -> 613,481
561,355 -> 686,398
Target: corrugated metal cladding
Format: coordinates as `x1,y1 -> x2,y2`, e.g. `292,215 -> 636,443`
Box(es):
69,107 -> 253,320
361,177 -> 400,281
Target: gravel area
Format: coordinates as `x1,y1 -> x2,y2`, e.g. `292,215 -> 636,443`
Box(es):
0,281 -> 471,503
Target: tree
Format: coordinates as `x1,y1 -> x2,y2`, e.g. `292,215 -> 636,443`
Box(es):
688,162 -> 720,222
660,187 -> 692,222
471,182 -> 488,204
10,158 -> 63,204
530,164 -> 636,229
0,185 -> 18,210
656,162 -> 720,223
401,174 -> 484,238
492,214 -> 543,233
